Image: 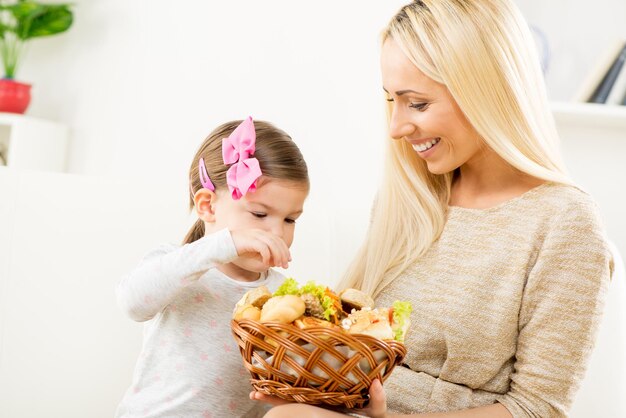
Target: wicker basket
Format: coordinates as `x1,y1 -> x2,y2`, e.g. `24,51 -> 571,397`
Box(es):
231,319 -> 407,409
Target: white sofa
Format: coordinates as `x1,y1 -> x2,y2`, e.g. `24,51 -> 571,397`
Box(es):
0,167 -> 623,417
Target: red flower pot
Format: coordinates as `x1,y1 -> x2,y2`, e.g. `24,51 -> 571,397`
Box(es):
0,79 -> 32,114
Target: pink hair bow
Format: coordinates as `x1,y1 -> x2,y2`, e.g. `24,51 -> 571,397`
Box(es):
222,116 -> 262,199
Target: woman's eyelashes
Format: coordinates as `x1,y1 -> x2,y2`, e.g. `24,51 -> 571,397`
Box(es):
409,102 -> 429,111
385,96 -> 429,111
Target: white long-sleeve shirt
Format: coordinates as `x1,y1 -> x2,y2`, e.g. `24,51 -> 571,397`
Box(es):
115,228 -> 284,418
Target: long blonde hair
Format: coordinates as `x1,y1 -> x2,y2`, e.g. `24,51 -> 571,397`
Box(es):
338,0 -> 571,297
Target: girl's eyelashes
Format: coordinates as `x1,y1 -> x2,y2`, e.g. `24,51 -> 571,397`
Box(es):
251,212 -> 267,218
285,218 -> 296,224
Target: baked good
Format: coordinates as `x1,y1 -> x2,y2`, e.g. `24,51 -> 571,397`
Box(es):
342,301 -> 412,342
232,278 -> 412,342
260,295 -> 306,323
339,288 -> 375,312
233,304 -> 261,321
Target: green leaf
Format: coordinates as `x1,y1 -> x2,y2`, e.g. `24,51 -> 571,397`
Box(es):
0,22 -> 8,40
273,278 -> 300,296
391,300 -> 413,341
18,5 -> 73,40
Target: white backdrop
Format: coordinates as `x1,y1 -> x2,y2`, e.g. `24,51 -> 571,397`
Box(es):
2,1 -> 625,417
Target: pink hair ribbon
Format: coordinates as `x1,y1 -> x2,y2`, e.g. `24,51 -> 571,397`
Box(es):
222,116 -> 262,199
198,158 -> 215,191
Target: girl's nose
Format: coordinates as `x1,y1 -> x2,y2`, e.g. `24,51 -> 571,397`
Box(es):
388,107 -> 415,140
269,222 -> 284,239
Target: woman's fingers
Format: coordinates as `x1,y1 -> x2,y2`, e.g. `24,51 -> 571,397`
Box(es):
358,379 -> 387,418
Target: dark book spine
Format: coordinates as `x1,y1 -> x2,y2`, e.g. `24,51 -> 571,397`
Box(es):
589,45 -> 626,104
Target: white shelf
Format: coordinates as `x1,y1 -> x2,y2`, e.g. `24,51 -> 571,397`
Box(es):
0,112 -> 69,172
551,101 -> 626,130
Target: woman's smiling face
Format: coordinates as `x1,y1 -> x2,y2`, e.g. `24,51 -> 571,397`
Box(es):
381,38 -> 484,175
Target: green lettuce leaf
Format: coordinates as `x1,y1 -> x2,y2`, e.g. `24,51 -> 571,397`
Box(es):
392,300 -> 413,341
273,277 -> 300,296
273,278 -> 337,321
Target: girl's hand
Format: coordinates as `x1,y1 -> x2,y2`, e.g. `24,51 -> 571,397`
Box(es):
249,379 -> 389,417
249,391 -> 292,407
230,229 -> 291,269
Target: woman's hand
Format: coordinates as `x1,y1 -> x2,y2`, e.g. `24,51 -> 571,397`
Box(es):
357,379 -> 389,418
231,229 -> 291,269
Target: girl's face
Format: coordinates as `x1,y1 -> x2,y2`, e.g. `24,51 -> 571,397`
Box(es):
211,178 -> 308,274
380,38 -> 483,175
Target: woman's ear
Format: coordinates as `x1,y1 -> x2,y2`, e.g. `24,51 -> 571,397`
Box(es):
193,189 -> 218,222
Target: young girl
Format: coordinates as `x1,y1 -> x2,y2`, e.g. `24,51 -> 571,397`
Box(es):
115,117 -> 309,418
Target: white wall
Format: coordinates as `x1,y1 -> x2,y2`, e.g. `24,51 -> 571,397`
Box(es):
516,0 -> 626,100
17,0 -> 626,264
18,1 -> 626,270
18,0 -> 626,177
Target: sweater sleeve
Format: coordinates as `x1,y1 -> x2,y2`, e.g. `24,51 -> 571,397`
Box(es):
115,228 -> 238,322
497,198 -> 614,417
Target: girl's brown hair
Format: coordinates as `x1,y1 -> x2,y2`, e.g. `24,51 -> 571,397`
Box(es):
183,119 -> 309,244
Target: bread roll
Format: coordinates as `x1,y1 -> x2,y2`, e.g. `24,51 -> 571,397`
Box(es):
260,295 -> 306,324
233,304 -> 261,321
235,285 -> 272,309
339,288 -> 375,312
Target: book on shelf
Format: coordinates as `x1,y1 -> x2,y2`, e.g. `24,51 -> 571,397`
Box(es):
589,44 -> 626,104
606,61 -> 626,105
574,39 -> 626,103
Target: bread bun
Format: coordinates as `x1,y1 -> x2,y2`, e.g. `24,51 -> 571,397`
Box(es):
260,295 -> 306,324
236,285 -> 272,309
233,286 -> 272,319
339,288 -> 375,312
353,320 -> 394,340
264,330 -> 289,349
233,304 -> 261,321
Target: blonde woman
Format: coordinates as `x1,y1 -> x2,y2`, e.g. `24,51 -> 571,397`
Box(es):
252,1 -> 614,417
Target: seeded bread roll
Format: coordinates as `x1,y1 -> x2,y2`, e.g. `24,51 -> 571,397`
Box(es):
339,288 -> 375,312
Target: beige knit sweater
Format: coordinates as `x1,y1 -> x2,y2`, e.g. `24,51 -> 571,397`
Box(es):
374,183 -> 614,418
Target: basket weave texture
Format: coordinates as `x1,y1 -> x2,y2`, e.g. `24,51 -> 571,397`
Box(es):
231,319 -> 407,409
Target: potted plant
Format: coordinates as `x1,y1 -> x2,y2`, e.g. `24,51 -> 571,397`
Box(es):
0,0 -> 72,114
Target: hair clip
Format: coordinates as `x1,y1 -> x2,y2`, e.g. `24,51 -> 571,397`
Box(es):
198,157 -> 215,191
222,116 -> 262,200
